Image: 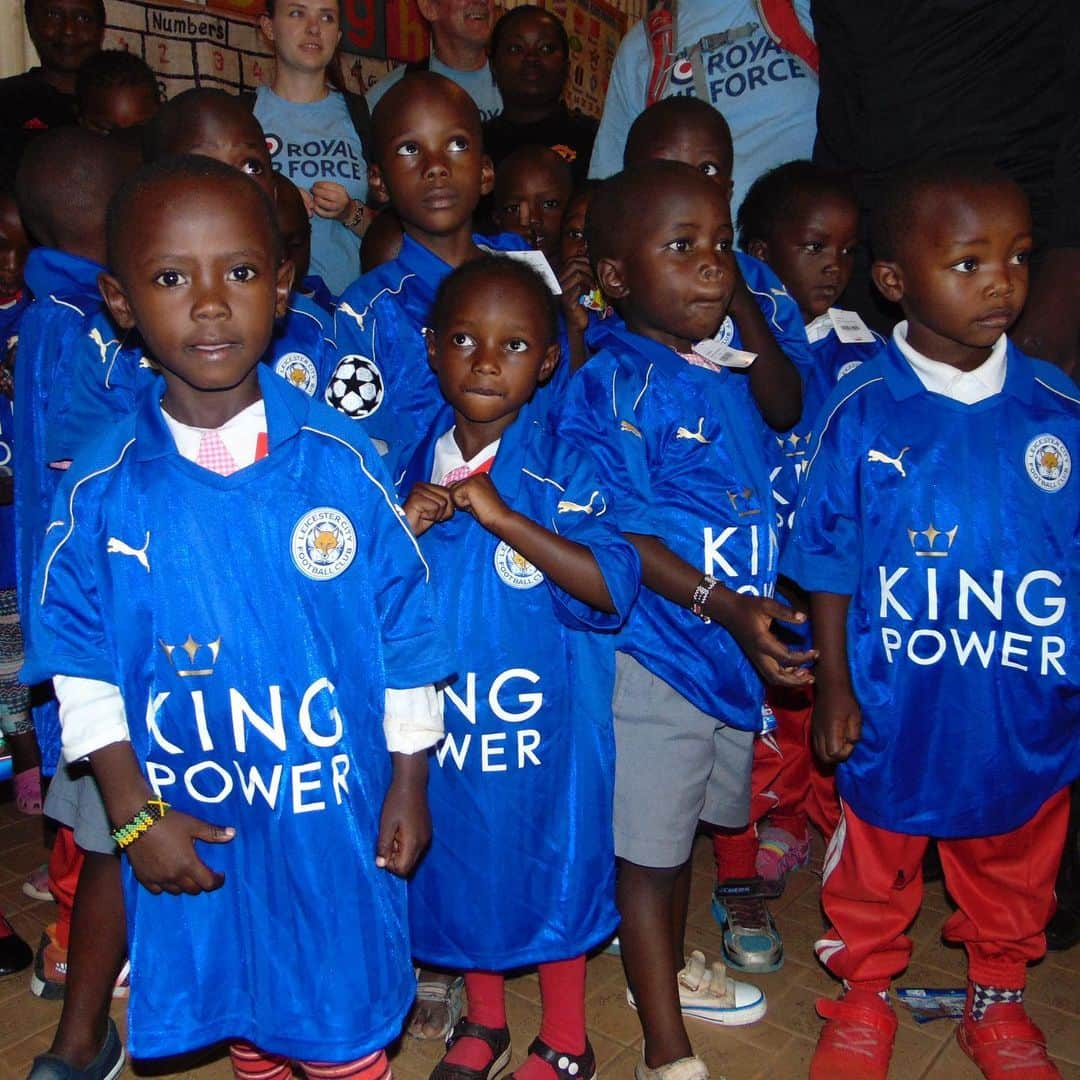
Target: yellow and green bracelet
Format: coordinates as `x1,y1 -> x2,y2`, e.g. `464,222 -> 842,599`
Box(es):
111,797 -> 170,849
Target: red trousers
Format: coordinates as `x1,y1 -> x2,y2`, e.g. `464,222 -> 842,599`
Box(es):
816,790 -> 1070,991
48,824 -> 83,949
751,685 -> 840,840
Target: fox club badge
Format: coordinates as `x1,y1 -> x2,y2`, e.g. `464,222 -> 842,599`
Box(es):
274,352 -> 318,397
493,541 -> 544,590
292,507 -> 357,580
1024,434 -> 1071,493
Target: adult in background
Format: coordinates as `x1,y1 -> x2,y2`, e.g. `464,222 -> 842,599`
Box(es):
255,0 -> 372,298
483,4 -> 596,185
364,0 -> 501,124
0,0 -> 105,187
588,0 -> 818,215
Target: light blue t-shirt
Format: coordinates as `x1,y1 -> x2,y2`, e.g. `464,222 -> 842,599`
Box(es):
254,86 -> 368,296
365,53 -> 502,124
588,0 -> 818,214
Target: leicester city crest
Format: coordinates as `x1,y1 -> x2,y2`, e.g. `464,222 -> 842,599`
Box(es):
292,507 -> 357,580
274,352 -> 318,396
493,541 -> 544,590
714,316 -> 734,348
1024,433 -> 1071,493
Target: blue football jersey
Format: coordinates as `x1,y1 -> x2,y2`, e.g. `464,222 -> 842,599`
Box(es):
555,321 -> 778,730
24,369 -> 454,1060
0,291 -> 28,591
782,341 -> 1080,837
264,292 -> 337,400
400,406 -> 640,969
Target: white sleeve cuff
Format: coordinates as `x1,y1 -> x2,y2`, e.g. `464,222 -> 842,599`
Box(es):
383,685 -> 444,754
55,675 -> 129,761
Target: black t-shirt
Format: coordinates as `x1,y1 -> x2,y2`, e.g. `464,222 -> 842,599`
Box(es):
0,68 -> 78,187
483,102 -> 598,186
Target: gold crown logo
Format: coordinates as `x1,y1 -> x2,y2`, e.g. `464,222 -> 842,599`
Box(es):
727,487 -> 761,518
907,523 -> 958,558
159,635 -> 221,677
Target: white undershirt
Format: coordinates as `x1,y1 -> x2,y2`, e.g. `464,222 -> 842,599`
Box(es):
56,401 -> 443,761
893,321 -> 1007,404
431,427 -> 500,485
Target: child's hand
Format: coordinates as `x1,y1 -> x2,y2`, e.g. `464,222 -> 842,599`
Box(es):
558,255 -> 594,336
376,780 -> 431,877
812,682 -> 862,763
125,810 -> 235,895
404,482 -> 455,536
311,181 -> 352,221
717,592 -> 817,688
449,473 -> 512,531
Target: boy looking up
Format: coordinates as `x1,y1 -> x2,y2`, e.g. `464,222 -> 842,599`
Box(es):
783,160 -> 1079,1080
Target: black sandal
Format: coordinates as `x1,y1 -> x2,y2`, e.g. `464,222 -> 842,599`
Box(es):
429,1017 -> 512,1080
509,1037 -> 597,1079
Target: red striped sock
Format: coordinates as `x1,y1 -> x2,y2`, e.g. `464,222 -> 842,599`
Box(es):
302,1050 -> 391,1080
229,1042 -> 291,1080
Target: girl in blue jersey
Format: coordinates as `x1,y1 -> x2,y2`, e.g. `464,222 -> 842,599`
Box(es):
25,157 -> 452,1080
400,257 -> 641,1080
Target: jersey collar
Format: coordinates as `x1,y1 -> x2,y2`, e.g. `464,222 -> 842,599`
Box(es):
881,335 -> 1034,405
23,247 -> 106,303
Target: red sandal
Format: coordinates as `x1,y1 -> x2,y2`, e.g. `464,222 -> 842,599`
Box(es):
809,989 -> 897,1080
957,1002 -> 1061,1078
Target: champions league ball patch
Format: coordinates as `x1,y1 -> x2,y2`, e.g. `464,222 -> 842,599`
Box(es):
326,355 -> 384,418
493,541 -> 543,590
274,352 -> 318,397
1025,434 -> 1071,492
714,316 -> 734,348
292,507 -> 357,580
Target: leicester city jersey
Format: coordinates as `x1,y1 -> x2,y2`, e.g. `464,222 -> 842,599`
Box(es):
555,321 -> 778,730
264,292 -> 337,401
24,368 -> 454,1060
782,341 -> 1079,837
400,405 -> 640,969
0,291 -> 28,591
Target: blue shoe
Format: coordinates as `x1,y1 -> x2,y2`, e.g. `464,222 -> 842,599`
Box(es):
26,1018 -> 125,1080
711,877 -> 784,973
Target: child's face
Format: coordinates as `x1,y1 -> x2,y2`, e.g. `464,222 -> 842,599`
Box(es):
599,175 -> 736,353
492,160 -> 571,265
751,193 -> 859,323
559,191 -> 590,266
427,273 -> 558,435
0,197 -> 30,299
873,181 -> 1032,370
100,179 -> 292,406
261,0 -> 341,75
28,0 -> 103,76
369,88 -> 492,240
639,125 -> 734,200
275,179 -> 311,283
80,83 -> 160,134
173,111 -> 275,198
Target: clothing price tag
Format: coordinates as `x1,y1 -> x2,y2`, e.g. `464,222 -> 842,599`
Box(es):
691,337 -> 757,370
487,248 -> 564,295
828,307 -> 877,344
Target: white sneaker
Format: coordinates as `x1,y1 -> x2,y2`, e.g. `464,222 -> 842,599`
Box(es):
634,1055 -> 710,1080
626,950 -> 767,1026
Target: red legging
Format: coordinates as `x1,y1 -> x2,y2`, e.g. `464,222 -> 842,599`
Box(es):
229,1043 -> 391,1080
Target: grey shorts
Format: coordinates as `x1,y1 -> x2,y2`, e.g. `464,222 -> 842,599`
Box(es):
612,652 -> 754,868
43,757 -> 117,855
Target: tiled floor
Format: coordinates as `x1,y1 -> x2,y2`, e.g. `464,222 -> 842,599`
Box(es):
0,795 -> 1077,1080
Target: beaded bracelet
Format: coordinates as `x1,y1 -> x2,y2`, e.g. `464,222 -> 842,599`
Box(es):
691,573 -> 722,624
345,199 -> 366,231
111,797 -> 170,849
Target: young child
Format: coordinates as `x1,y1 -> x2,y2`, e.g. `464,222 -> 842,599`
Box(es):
400,256 -> 640,1080
490,144 -> 572,269
275,172 -> 336,314
267,173 -> 337,397
328,71 -> 536,469
75,49 -> 161,134
782,160 -> 1079,1080
24,155 -> 452,1076
556,162 -> 816,1080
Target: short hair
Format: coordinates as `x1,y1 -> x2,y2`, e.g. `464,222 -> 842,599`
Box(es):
263,0 -> 339,18
624,97 -> 733,170
24,0 -> 104,22
143,87 -> 263,161
15,126 -> 137,249
871,157 -> 1022,261
489,5 -> 568,61
737,160 -> 857,249
107,155 -> 281,274
428,255 -> 559,344
76,49 -> 159,109
370,71 -> 481,164
493,144 -> 573,198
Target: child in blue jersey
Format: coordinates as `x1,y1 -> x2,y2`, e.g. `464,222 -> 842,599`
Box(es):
24,155 -> 452,1078
268,174 -> 337,398
401,257 -> 639,1080
556,162 -> 816,1080
328,72 -> 540,469
783,160 -> 1079,1080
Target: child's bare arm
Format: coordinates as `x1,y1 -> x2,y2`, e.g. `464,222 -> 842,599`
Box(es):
558,254 -> 594,372
376,750 -> 431,876
809,591 -> 862,763
450,473 -> 616,613
90,741 -> 235,894
727,273 -> 803,431
628,533 -> 816,688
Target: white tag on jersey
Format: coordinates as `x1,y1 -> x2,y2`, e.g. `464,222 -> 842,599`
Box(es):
828,307 -> 876,344
692,337 -> 757,369
494,249 -> 564,295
